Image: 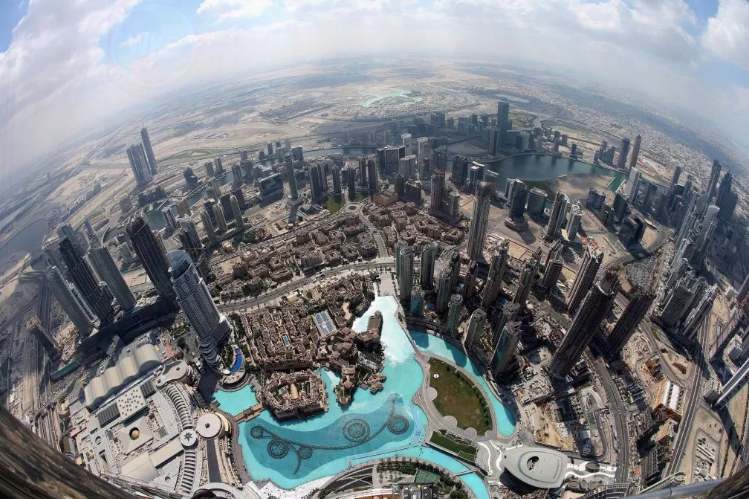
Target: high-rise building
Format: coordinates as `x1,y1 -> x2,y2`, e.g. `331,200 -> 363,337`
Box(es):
308,162 -> 327,201
59,238 -> 114,324
88,240 -> 136,312
332,164 -> 342,201
213,156 -> 224,175
396,242 -> 414,304
508,180 -> 528,222
629,134 -> 641,170
716,351 -> 749,407
608,288 -> 656,353
627,168 -> 641,203
497,101 -> 510,148
708,160 -> 722,200
451,155 -> 470,186
420,243 -> 438,290
169,250 -> 231,371
231,162 -> 243,188
447,294 -> 463,336
465,308 -> 487,350
567,246 -> 604,313
550,270 -> 619,377
140,127 -> 157,174
127,143 -> 152,187
680,285 -> 717,340
492,321 -> 522,376
126,217 -> 176,301
463,260 -> 478,300
618,138 -> 630,170
358,157 -> 368,194
46,266 -> 94,335
177,217 -> 202,251
200,209 -> 218,246
436,269 -> 451,313
230,195 -> 244,231
658,272 -> 704,328
448,251 -> 461,292
212,203 -> 227,233
513,254 -> 539,306
481,238 -> 509,308
545,191 -> 569,240
367,158 -> 379,196
285,153 -> 299,201
566,204 -> 583,240
467,181 -> 492,260
540,259 -> 563,294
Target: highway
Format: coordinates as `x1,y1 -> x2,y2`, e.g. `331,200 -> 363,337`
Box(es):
666,315 -> 710,475
591,356 -> 630,483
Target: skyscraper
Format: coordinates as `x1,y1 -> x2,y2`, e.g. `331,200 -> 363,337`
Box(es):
230,195 -> 244,231
467,181 -> 492,260
550,270 -> 619,378
420,243 -> 438,290
212,203 -> 227,233
127,144 -> 152,187
540,259 -> 563,294
492,321 -> 522,376
367,158 -> 379,196
59,238 -> 114,324
497,100 -> 510,148
200,209 -> 218,246
508,180 -> 528,223
617,137 -> 630,170
308,162 -> 327,201
513,255 -> 538,306
465,308 -> 487,350
436,269 -> 451,313
680,285 -> 717,340
545,191 -> 569,240
567,246 -> 604,313
140,127 -> 157,174
332,164 -> 342,201
169,250 -> 231,371
627,168 -> 641,203
214,157 -> 224,175
285,153 -> 299,201
88,240 -> 136,312
126,217 -> 176,301
629,134 -> 641,170
447,294 -> 463,336
607,288 -> 656,353
396,242 -> 414,304
463,260 -> 478,299
46,266 -> 94,335
178,217 -> 202,251
448,251 -> 461,292
482,238 -> 509,308
708,160 -> 722,200
358,157 -> 368,194
231,162 -> 243,188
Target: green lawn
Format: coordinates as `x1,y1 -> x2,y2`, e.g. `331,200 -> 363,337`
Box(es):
428,432 -> 478,462
325,197 -> 343,213
508,112 -> 537,129
428,358 -> 492,434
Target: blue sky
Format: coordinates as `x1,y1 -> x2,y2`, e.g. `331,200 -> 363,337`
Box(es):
1,0 -> 748,170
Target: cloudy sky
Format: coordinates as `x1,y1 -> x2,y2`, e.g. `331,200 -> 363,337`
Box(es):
1,0 -> 748,175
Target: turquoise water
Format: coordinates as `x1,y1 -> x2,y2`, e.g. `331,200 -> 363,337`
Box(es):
215,384 -> 258,416
410,332 -> 516,437
227,296 -> 510,499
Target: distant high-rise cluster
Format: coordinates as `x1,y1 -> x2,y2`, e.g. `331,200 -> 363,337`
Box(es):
127,127 -> 157,187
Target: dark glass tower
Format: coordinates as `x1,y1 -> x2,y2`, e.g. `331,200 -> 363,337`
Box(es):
58,237 -> 114,324
126,217 -> 176,301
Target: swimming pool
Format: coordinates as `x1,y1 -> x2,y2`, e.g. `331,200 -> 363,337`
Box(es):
224,296 -> 514,497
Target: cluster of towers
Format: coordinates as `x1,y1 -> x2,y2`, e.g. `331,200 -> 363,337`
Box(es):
127,127 -> 158,187
46,215 -> 230,372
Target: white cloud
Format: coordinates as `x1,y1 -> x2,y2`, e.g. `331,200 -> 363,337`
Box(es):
702,0 -> 749,71
119,32 -> 147,47
197,0 -> 275,22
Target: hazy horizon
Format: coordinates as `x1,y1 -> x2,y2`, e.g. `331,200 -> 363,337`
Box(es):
2,0 -> 749,177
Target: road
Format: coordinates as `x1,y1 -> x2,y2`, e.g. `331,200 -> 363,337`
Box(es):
591,356 -> 630,482
666,315 -> 710,475
218,259 -> 395,312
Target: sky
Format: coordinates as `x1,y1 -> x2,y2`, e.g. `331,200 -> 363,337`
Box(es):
1,0 -> 749,175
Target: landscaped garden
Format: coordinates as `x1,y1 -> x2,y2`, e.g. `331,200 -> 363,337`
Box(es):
427,358 -> 492,435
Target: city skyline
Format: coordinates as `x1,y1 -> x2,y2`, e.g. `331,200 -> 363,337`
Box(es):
1,1 -> 749,177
